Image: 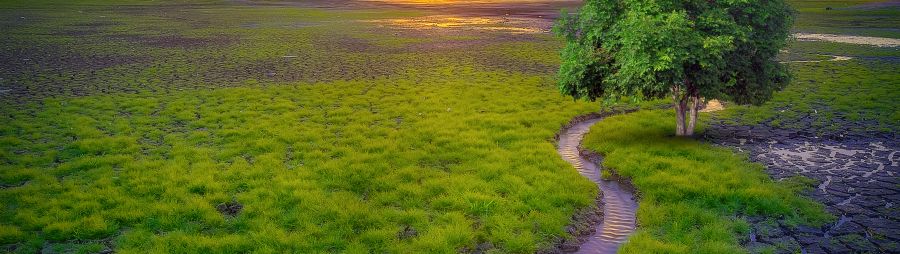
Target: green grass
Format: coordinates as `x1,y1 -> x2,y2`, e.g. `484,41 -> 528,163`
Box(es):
713,42 -> 900,133
2,0 -> 895,253
706,2 -> 900,136
581,110 -> 833,254
789,0 -> 900,38
0,67 -> 602,253
0,1 -> 609,252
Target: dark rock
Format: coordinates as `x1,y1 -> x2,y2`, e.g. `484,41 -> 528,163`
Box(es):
769,236 -> 801,253
827,190 -> 851,198
820,239 -> 852,254
747,242 -> 776,254
830,221 -> 866,236
755,220 -> 784,240
872,238 -> 900,253
835,204 -> 874,215
837,234 -> 877,253
802,244 -> 827,254
795,233 -> 821,245
559,241 -> 579,252
807,157 -> 830,163
795,225 -> 824,235
876,226 -> 900,241
868,217 -> 900,229
473,242 -> 493,254
856,197 -> 886,209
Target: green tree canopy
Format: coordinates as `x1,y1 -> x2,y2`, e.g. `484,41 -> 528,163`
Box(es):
555,0 -> 793,136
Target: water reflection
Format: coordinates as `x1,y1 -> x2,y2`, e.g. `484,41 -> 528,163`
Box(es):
363,0 -> 551,4
366,15 -> 547,34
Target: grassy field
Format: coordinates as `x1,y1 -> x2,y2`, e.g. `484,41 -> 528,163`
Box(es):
1,0 -> 897,253
582,109 -> 832,253
0,68 -> 602,253
0,1 -> 603,253
789,0 -> 900,38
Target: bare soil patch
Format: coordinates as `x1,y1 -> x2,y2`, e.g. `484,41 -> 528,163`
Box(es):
216,201 -> 244,217
110,34 -> 238,49
794,33 -> 900,47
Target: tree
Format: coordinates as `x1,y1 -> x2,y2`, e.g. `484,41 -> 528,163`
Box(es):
555,0 -> 793,136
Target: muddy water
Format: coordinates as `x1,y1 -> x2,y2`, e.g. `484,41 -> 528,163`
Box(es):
558,118 -> 638,254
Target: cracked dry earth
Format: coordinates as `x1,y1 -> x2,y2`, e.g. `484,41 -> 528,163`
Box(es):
705,125 -> 900,253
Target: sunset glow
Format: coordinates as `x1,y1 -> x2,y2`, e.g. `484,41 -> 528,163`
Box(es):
4,0 -> 897,253
364,0 -> 554,5
366,15 -> 546,34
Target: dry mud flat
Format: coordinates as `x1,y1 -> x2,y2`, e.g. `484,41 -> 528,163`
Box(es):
783,55 -> 853,63
793,33 -> 900,48
705,124 -> 900,253
1,0 -> 583,104
702,32 -> 900,253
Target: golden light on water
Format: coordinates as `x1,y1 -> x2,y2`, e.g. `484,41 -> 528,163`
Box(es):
364,0 -> 551,5
366,15 -> 546,34
361,0 -> 560,34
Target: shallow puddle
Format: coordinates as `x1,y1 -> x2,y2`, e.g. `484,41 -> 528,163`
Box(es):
362,0 -> 573,5
364,15 -> 548,34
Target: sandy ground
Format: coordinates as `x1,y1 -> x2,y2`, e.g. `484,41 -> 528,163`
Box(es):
783,55 -> 854,64
700,99 -> 725,112
794,33 -> 900,47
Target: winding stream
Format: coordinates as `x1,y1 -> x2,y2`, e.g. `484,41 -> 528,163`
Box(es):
558,117 -> 638,254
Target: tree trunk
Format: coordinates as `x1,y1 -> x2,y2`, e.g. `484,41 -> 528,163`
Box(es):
671,85 -> 687,136
686,87 -> 701,136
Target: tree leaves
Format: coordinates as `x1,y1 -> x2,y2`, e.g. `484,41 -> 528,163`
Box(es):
555,0 -> 793,105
